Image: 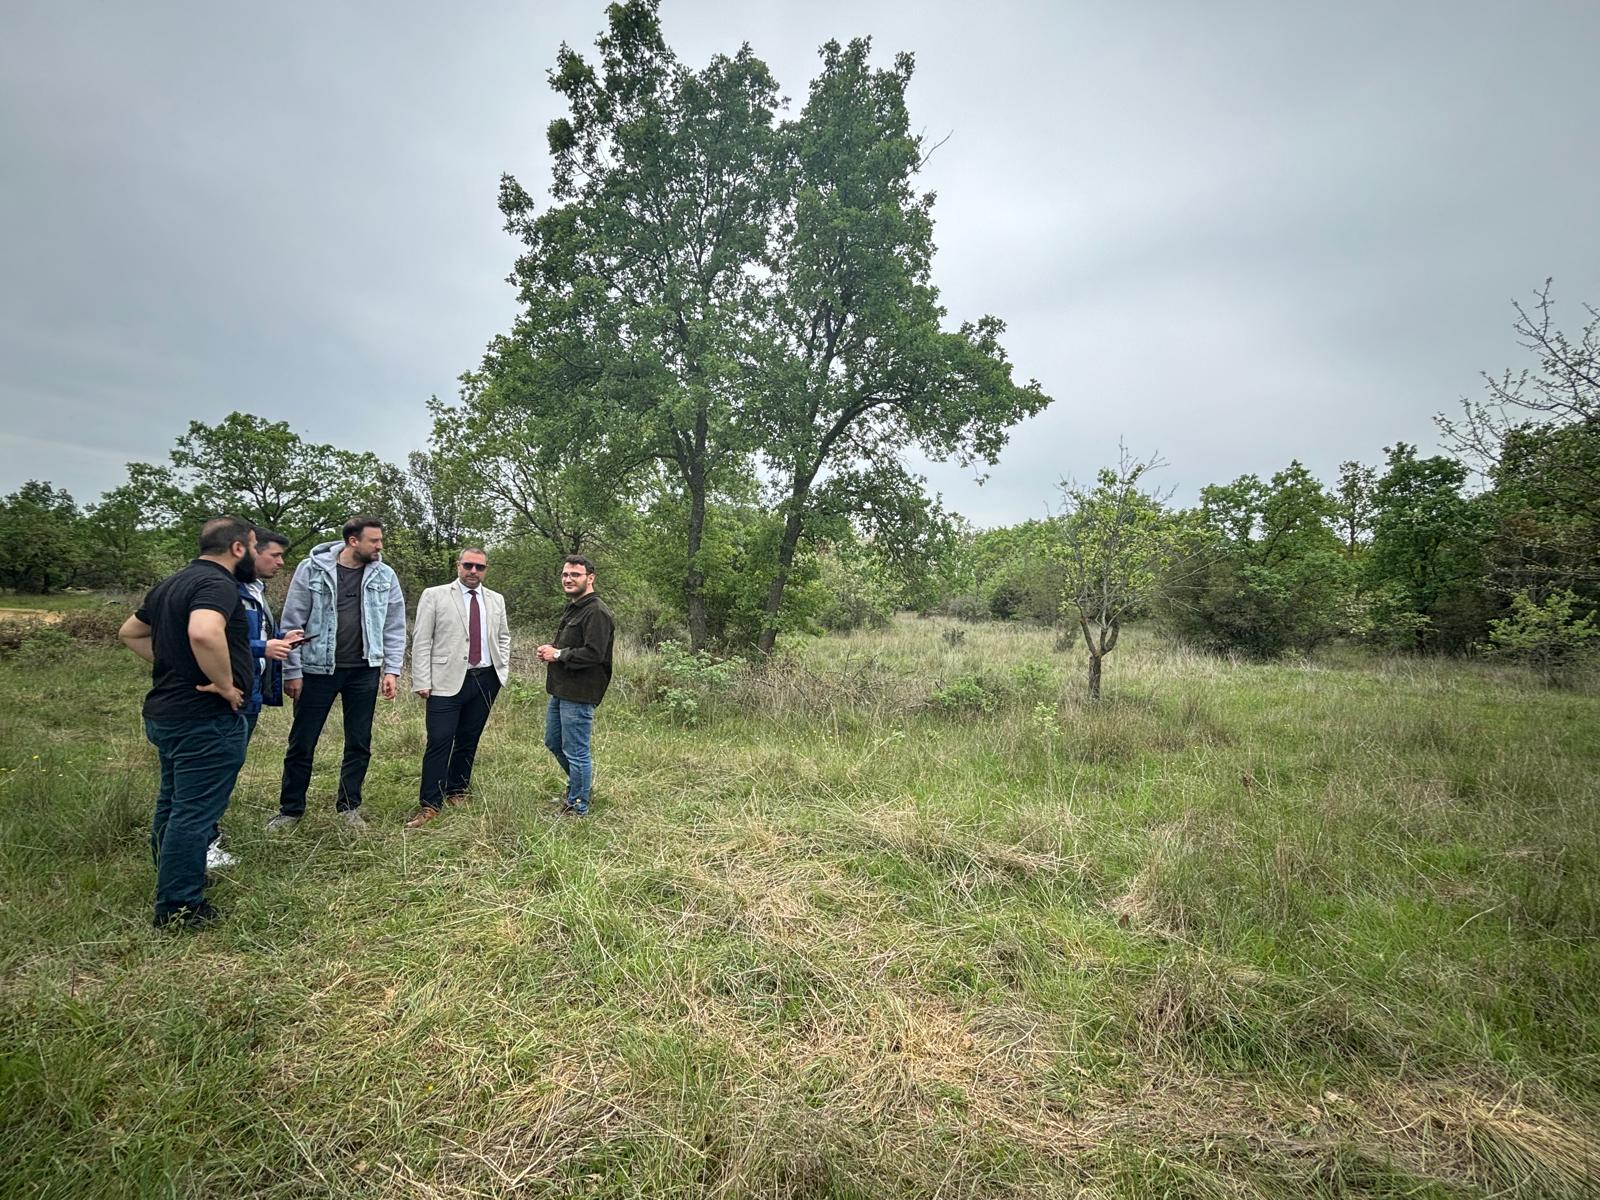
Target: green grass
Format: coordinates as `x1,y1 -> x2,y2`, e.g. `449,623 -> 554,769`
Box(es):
2,618 -> 1597,1197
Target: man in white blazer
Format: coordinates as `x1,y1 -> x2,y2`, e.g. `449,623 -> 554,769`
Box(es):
405,548 -> 512,828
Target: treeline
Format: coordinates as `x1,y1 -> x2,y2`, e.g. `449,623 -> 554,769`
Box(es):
5,280 -> 1594,688
0,409 -> 947,644
929,284 -> 1598,684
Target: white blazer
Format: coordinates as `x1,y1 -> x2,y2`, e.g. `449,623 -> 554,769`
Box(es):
411,582 -> 511,697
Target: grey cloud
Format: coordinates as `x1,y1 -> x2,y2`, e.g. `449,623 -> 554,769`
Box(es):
2,1 -> 1597,528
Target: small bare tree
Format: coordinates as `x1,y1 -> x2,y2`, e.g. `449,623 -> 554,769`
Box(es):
1056,449 -> 1190,700
1438,279 -> 1598,516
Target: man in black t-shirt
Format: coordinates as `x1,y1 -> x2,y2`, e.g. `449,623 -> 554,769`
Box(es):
119,516 -> 257,929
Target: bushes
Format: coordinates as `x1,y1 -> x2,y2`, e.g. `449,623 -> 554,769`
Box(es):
1479,588 -> 1598,684
645,641 -> 741,726
55,606 -> 126,643
1159,552 -> 1350,658
932,661 -> 1059,715
0,605 -> 123,661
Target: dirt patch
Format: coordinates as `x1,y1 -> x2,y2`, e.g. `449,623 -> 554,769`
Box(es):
0,608 -> 64,624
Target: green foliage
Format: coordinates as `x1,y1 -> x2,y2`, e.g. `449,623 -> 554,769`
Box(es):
961,519 -> 1063,623
813,540 -> 898,633
1054,453 -> 1194,698
84,463 -> 185,588
0,481 -> 90,593
1161,461 -> 1349,658
1479,588 -> 1599,683
746,37 -> 1049,650
1362,443 -> 1488,652
1437,285 -> 1600,647
625,492 -> 825,649
496,5 -> 1047,651
10,626 -> 75,665
1333,459 -> 1377,554
652,639 -> 739,725
431,362 -> 641,559
355,451 -> 490,604
162,412 -> 386,552
932,672 -> 997,713
501,0 -> 782,647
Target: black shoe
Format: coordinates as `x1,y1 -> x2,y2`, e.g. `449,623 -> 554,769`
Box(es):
154,901 -> 221,930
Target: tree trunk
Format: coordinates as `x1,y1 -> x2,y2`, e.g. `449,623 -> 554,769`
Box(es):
684,407 -> 710,650
1087,651 -> 1102,701
756,497 -> 809,656
685,476 -> 708,651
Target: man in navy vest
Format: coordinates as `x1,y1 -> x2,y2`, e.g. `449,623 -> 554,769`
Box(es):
207,527 -> 302,868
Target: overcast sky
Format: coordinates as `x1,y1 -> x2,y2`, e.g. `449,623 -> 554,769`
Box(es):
3,1 -> 1597,526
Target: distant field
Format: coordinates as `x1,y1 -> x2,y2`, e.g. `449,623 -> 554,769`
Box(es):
1,618 -> 1596,1198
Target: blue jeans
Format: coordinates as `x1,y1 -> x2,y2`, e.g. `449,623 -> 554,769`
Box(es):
210,710 -> 260,849
543,697 -> 596,812
145,713 -> 249,920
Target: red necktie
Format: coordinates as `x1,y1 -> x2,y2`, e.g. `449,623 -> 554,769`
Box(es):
468,589 -> 482,665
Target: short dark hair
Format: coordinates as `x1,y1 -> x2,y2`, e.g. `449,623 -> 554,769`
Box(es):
457,547 -> 488,563
254,527 -> 290,551
342,516 -> 383,544
562,555 -> 595,574
198,516 -> 254,556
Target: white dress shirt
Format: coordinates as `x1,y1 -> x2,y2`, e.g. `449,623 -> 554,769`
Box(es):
457,579 -> 488,668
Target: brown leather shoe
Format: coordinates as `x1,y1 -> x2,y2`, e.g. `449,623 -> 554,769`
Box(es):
405,806 -> 443,829
445,792 -> 469,808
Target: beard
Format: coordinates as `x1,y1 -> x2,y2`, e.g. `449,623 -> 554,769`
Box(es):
233,554 -> 258,584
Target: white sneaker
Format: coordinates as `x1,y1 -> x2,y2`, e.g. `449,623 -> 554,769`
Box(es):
338,809 -> 368,829
205,843 -> 238,869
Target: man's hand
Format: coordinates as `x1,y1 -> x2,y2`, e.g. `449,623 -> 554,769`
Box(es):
196,681 -> 244,711
285,678 -> 303,702
264,629 -> 305,662
381,673 -> 399,700
536,643 -> 558,663
415,688 -> 431,699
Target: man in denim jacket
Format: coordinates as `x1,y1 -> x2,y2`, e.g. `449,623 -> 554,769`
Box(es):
266,516 -> 406,831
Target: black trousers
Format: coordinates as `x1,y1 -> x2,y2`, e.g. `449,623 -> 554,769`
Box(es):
278,666 -> 379,815
419,668 -> 501,808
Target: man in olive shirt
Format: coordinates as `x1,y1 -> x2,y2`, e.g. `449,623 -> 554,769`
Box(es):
535,555 -> 615,816
119,517 -> 257,928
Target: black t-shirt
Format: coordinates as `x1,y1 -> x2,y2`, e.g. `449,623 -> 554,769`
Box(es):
136,559 -> 253,720
334,563 -> 366,666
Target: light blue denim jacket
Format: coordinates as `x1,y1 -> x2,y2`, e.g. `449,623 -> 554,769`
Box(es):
281,541 -> 406,680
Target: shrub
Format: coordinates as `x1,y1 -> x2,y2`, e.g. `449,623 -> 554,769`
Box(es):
1478,588 -> 1599,684
652,640 -> 740,725
13,627 -> 75,665
56,606 -> 126,644
0,620 -> 28,654
939,593 -> 988,622
933,673 -> 998,713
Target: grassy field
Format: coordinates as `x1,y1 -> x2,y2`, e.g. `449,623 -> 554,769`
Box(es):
1,617 -> 1597,1198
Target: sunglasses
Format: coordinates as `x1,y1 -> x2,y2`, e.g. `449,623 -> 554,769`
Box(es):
461,563 -> 488,572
